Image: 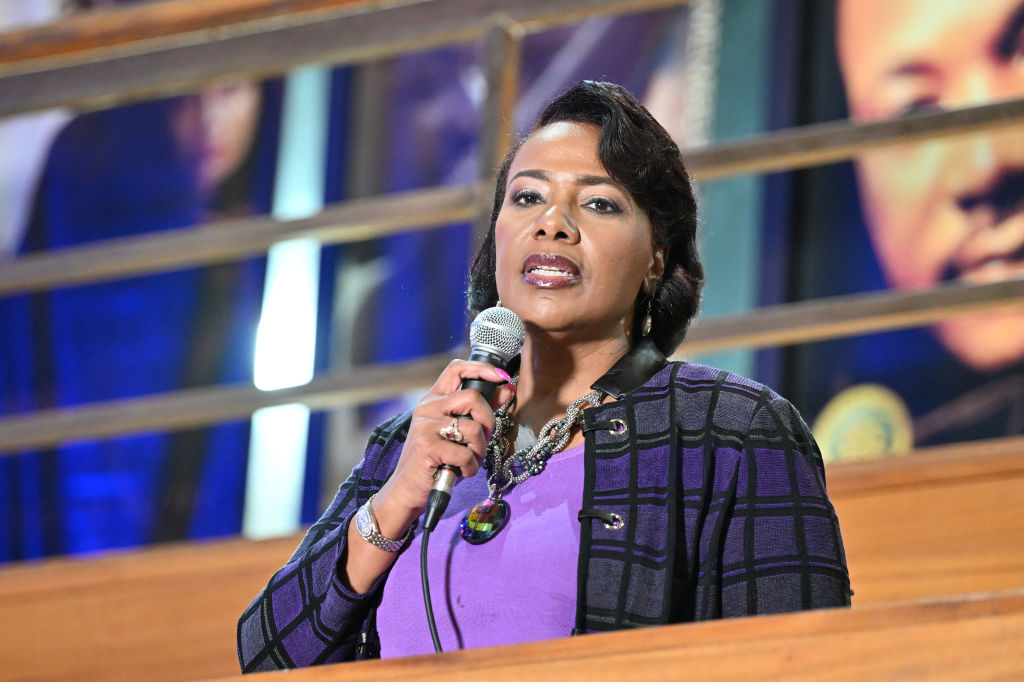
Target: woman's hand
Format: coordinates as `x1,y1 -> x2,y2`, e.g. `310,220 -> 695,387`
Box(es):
372,360 -> 515,538
341,360 -> 514,593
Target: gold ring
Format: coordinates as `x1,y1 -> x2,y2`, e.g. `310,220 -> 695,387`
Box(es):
439,418 -> 464,443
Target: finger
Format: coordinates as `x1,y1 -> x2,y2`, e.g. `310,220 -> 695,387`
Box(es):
490,382 -> 516,411
435,417 -> 488,465
429,359 -> 513,396
403,419 -> 482,484
422,389 -> 498,435
426,441 -> 482,480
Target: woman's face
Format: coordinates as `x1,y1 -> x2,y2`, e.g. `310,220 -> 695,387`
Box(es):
494,121 -> 662,344
172,81 -> 262,194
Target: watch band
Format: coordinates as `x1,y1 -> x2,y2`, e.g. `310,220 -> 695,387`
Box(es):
355,493 -> 413,552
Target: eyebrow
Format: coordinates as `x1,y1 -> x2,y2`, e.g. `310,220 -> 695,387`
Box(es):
994,1 -> 1024,60
882,1 -> 1024,81
510,169 -> 623,189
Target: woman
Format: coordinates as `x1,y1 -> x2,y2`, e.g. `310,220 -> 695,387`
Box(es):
237,81 -> 851,671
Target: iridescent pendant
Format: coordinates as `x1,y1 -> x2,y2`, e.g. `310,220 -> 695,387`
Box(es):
458,498 -> 510,544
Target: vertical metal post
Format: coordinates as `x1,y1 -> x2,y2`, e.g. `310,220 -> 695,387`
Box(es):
322,60 -> 393,508
474,20 -> 524,251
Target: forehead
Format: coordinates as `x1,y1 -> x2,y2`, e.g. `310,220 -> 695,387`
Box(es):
508,121 -> 606,177
838,0 -> 1024,97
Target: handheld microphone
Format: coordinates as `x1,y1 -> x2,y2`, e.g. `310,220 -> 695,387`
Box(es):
422,306 -> 525,531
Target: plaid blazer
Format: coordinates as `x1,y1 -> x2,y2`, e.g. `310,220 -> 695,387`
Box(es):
237,340 -> 851,672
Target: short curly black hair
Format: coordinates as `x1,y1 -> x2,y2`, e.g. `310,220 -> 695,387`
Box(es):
467,80 -> 703,355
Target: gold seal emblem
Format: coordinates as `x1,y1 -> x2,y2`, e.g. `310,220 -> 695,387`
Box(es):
812,384 -> 914,464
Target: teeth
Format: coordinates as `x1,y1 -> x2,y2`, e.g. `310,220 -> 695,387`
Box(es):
530,266 -> 571,276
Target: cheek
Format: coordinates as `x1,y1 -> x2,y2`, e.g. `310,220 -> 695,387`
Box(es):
856,148 -> 959,287
600,236 -> 654,294
492,218 -> 517,287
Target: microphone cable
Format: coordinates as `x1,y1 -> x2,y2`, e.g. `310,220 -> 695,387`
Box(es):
417,306 -> 524,655
420,527 -> 444,653
420,462 -> 459,654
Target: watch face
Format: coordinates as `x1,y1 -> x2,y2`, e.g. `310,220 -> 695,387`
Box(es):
355,504 -> 374,537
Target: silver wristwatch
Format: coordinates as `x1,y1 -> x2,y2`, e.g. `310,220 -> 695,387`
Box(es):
354,494 -> 412,552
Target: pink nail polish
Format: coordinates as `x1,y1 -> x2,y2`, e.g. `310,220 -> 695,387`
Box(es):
496,368 -> 512,383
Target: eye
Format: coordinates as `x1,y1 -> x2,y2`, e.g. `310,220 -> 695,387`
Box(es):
584,197 -> 622,214
511,189 -> 544,207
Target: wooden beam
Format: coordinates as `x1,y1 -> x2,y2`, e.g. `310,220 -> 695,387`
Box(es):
0,0 -> 688,117
0,353 -> 453,455
475,21 -> 523,247
2,279 -> 1022,453
826,436 -> 1024,496
7,100 -> 1024,295
0,0 -> 381,66
219,591 -> 1024,681
686,97 -> 1024,181
0,185 -> 475,297
677,277 -> 1024,355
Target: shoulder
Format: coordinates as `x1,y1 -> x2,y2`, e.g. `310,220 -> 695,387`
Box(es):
366,409 -> 414,449
657,361 -> 797,431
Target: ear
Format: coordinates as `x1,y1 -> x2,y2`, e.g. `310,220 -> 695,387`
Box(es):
644,248 -> 667,296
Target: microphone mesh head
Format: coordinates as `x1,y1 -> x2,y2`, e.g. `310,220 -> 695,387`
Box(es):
469,307 -> 525,363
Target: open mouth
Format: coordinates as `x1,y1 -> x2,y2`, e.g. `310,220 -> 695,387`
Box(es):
522,253 -> 580,288
946,241 -> 1024,284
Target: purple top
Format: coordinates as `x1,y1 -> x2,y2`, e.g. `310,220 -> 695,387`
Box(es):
377,442 -> 585,658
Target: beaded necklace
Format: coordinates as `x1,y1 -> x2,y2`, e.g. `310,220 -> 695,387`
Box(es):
458,374 -> 605,544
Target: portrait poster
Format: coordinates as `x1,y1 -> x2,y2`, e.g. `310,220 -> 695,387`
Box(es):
770,0 -> 1024,462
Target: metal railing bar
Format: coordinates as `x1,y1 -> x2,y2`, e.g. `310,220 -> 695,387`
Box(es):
0,184 -> 476,297
677,277 -> 1024,354
2,278 -> 1022,453
475,21 -> 523,248
9,97 -> 1024,295
0,352 -> 455,455
0,0 -> 688,118
685,97 -> 1024,181
0,0 -> 381,68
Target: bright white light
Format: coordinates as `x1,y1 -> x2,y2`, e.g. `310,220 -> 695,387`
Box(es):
243,65 -> 330,538
243,404 -> 312,539
253,238 -> 321,391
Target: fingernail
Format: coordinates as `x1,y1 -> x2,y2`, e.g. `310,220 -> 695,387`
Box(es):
496,368 -> 512,383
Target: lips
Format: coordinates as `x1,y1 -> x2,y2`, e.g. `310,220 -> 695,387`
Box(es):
955,245 -> 1024,284
522,253 -> 580,288
944,218 -> 1024,284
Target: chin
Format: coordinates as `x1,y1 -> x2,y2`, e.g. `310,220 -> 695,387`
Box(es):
935,310 -> 1024,372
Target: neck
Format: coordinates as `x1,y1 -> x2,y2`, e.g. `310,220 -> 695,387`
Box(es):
512,331 -> 628,432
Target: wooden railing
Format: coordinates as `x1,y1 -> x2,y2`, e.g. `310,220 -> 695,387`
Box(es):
210,592 -> 1024,681
1,436 -> 1021,680
3,0 -> 1024,454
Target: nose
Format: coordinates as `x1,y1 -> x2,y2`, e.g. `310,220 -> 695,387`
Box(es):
533,202 -> 580,244
940,59 -> 1024,213
946,71 -> 998,110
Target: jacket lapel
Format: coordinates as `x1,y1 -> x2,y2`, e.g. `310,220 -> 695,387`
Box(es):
576,343 -> 678,632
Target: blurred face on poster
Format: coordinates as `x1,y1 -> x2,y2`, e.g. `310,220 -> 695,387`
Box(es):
171,81 -> 262,195
838,0 -> 1024,371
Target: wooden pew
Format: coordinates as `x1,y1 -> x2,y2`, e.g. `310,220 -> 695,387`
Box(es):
211,590 -> 1024,681
0,534 -> 299,681
828,436 -> 1024,605
0,436 -> 1021,681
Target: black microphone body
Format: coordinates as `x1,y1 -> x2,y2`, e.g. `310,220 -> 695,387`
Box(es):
422,308 -> 524,531
458,346 -> 508,400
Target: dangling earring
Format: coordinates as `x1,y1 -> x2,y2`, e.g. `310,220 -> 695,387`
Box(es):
496,298 -> 503,307
642,299 -> 653,337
